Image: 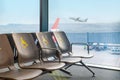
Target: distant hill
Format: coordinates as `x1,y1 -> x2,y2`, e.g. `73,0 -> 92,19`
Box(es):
0,24 -> 39,33
49,23 -> 120,33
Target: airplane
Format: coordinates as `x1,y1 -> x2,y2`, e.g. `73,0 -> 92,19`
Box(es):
69,17 -> 88,22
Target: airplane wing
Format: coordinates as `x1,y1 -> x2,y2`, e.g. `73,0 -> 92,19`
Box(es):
85,18 -> 88,22
77,18 -> 88,22
69,17 -> 76,20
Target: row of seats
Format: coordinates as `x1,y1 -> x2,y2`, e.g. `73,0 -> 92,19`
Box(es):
0,31 -> 95,80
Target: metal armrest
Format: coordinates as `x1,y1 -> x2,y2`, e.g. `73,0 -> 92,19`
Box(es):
71,42 -> 90,54
71,42 -> 88,46
41,47 -> 62,62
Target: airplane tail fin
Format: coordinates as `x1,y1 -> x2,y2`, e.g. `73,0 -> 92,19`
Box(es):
51,18 -> 60,42
51,18 -> 60,31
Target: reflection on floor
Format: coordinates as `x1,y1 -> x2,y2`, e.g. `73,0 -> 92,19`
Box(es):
72,45 -> 120,68
34,66 -> 120,80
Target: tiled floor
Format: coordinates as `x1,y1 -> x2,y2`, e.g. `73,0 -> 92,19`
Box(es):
33,45 -> 120,80
33,66 -> 120,80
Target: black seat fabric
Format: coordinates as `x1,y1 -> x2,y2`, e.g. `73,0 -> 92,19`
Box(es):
0,34 -> 42,80
12,33 -> 65,71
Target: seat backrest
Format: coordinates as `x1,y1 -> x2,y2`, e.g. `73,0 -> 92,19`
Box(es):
0,34 -> 14,69
12,33 -> 39,64
53,31 -> 71,53
36,32 -> 58,58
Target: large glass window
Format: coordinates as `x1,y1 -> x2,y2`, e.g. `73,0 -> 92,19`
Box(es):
0,0 -> 40,33
49,0 -> 120,69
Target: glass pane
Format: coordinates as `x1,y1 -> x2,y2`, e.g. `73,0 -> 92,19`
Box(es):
0,0 -> 40,33
49,0 -> 120,69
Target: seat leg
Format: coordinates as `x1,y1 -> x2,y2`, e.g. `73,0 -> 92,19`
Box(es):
60,69 -> 72,76
41,70 -> 52,75
64,63 -> 75,70
80,60 -> 95,77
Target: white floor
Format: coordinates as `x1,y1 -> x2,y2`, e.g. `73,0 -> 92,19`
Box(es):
72,45 -> 120,69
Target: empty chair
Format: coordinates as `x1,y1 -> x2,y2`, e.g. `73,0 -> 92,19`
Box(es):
53,31 -> 95,76
12,33 -> 65,74
0,34 -> 42,80
36,32 -> 82,76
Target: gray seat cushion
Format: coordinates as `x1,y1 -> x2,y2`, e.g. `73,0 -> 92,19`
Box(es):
0,69 -> 42,80
21,62 -> 65,71
56,56 -> 81,63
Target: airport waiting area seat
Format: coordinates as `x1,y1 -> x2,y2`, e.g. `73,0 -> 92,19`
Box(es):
12,33 -> 65,75
0,34 -> 42,80
53,31 -> 95,76
36,32 -> 83,76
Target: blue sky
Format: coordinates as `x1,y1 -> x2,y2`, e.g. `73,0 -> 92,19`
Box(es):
0,0 -> 39,25
0,0 -> 120,24
49,0 -> 120,23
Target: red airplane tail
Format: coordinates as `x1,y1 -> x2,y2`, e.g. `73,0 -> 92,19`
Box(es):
51,18 -> 60,31
51,18 -> 60,42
